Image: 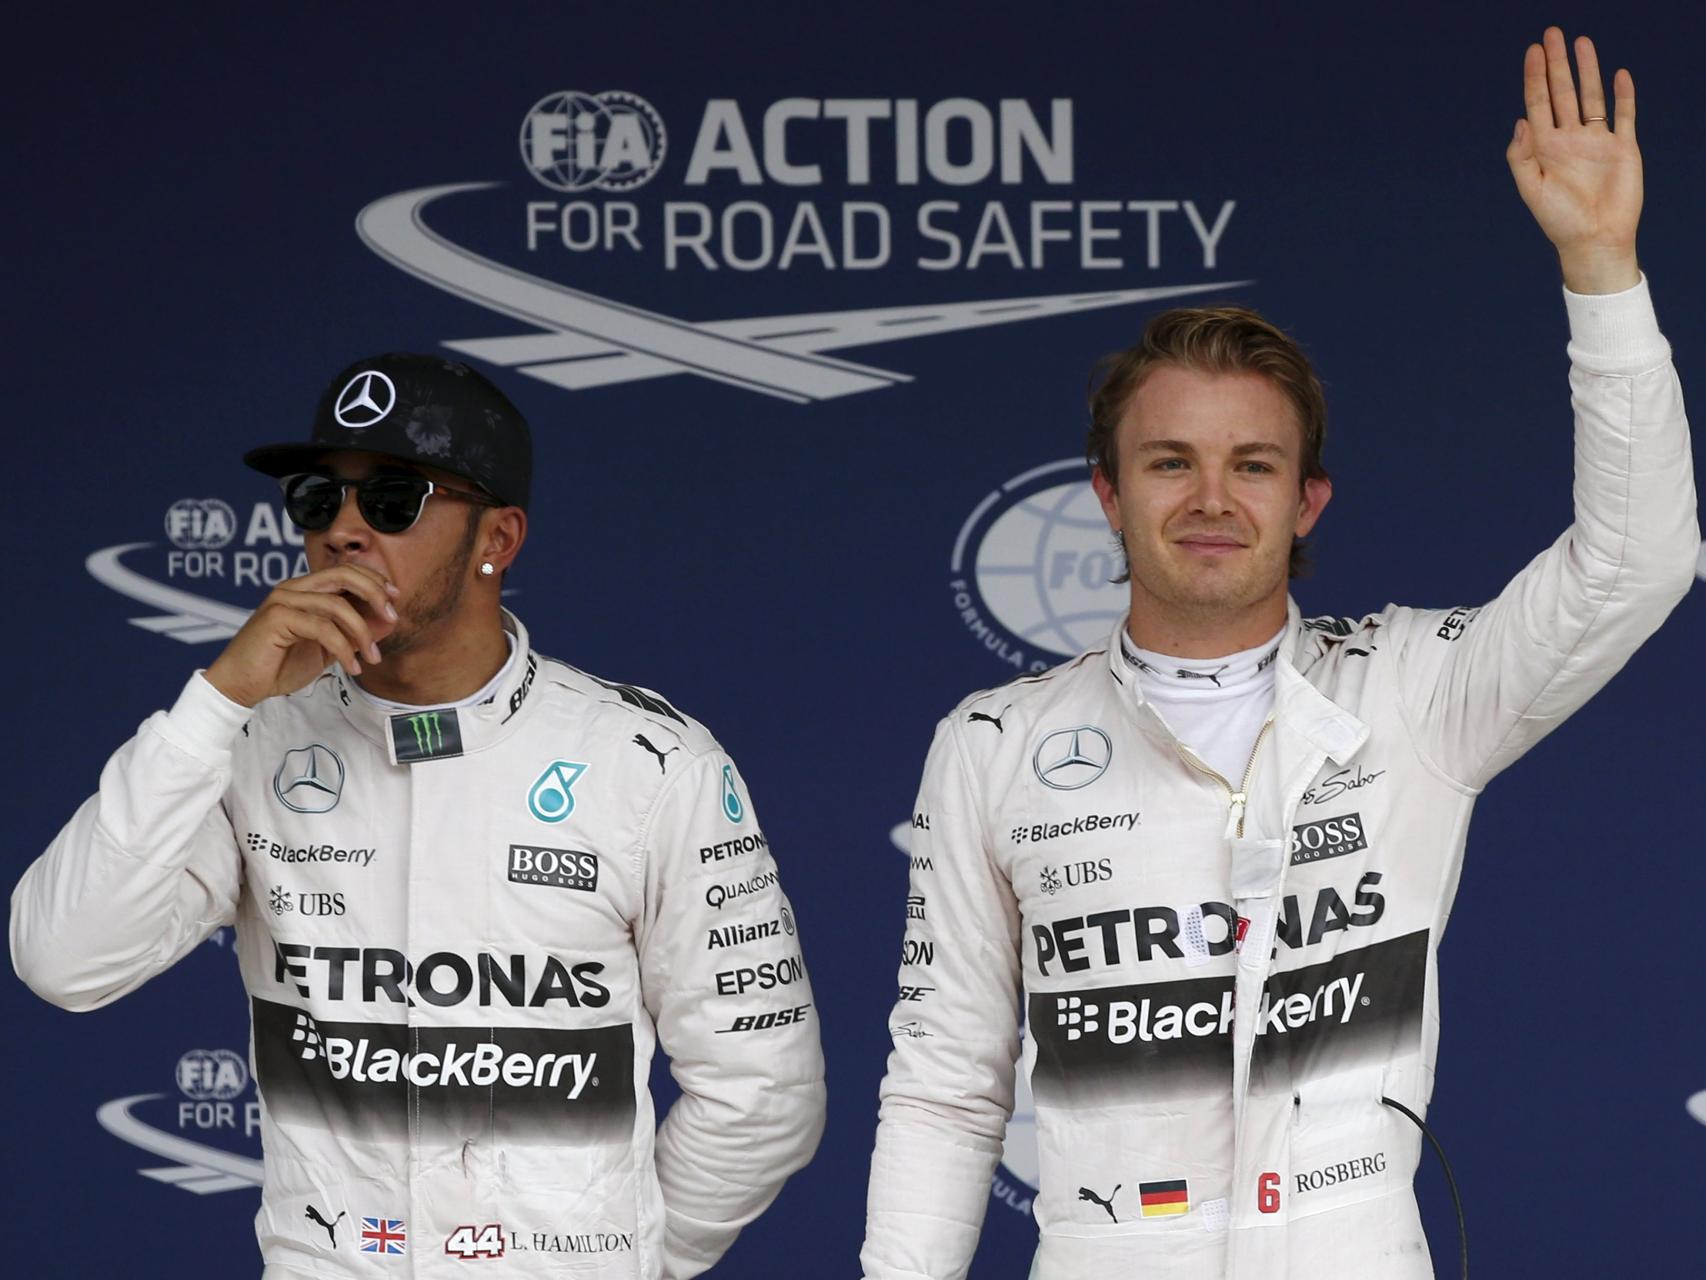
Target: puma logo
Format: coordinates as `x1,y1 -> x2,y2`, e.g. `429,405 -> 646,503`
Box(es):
1078,1184 -> 1120,1224
633,733 -> 679,773
968,704 -> 1012,733
1175,665 -> 1230,687
305,1205 -> 347,1248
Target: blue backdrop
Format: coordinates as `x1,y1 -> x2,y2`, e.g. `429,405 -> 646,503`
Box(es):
7,3 -> 1704,1275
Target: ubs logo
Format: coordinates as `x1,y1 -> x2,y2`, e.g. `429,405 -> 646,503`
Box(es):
1032,726 -> 1113,791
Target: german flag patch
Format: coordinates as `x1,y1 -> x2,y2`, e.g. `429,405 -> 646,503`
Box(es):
1138,1179 -> 1190,1218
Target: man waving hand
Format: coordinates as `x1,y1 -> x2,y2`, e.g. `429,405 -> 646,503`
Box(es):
863,28 -> 1695,1280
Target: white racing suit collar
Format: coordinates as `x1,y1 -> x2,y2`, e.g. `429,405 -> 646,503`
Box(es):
1103,599 -> 1369,767
328,608 -> 542,765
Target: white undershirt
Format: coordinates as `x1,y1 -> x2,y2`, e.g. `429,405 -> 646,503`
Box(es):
351,632 -> 518,713
1121,626 -> 1286,785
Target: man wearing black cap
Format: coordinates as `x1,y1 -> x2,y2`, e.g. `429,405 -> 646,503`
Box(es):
11,354 -> 827,1279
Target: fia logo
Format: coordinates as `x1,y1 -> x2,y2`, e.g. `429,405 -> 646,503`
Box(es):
521,91 -> 667,192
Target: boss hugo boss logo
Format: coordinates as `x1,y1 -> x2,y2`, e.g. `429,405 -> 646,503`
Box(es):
1289,813 -> 1368,865
508,845 -> 598,893
334,370 -> 397,429
274,744 -> 346,814
1032,726 -> 1113,791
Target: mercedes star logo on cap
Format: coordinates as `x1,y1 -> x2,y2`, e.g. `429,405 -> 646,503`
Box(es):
333,370 -> 397,429
1032,726 -> 1113,791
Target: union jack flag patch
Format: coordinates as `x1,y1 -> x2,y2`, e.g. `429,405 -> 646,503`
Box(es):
360,1218 -> 407,1255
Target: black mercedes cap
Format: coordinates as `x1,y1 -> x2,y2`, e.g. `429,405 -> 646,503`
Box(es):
244,353 -> 533,509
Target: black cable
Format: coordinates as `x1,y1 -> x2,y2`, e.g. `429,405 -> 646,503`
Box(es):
1381,1095 -> 1468,1280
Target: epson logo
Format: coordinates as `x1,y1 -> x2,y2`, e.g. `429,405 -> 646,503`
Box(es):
1295,1152 -> 1387,1196
509,845 -> 599,893
714,953 -> 805,996
1288,813 -> 1367,865
902,938 -> 935,967
273,944 -> 609,1009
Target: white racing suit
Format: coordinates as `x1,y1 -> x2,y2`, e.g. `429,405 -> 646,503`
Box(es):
862,277 -> 1698,1279
12,612 -> 826,1278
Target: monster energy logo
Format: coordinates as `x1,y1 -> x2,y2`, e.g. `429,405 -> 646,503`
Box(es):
409,713 -> 444,753
390,707 -> 464,763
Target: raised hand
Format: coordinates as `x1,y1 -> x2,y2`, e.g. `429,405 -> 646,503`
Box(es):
1505,27 -> 1642,294
204,564 -> 399,707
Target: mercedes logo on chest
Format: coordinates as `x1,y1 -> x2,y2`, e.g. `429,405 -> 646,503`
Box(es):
1032,726 -> 1113,790
334,370 -> 397,429
274,744 -> 347,813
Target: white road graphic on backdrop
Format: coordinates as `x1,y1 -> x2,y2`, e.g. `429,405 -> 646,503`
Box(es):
86,544 -> 252,644
357,184 -> 1248,403
96,1094 -> 264,1195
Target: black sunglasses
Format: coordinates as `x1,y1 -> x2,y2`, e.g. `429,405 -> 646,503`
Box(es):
280,471 -> 501,535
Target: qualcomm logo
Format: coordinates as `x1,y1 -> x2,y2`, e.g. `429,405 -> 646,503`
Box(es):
950,459 -> 1125,672
886,821 -> 1038,1215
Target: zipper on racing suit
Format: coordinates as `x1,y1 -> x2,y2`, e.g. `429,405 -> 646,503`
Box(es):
1175,717 -> 1275,839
